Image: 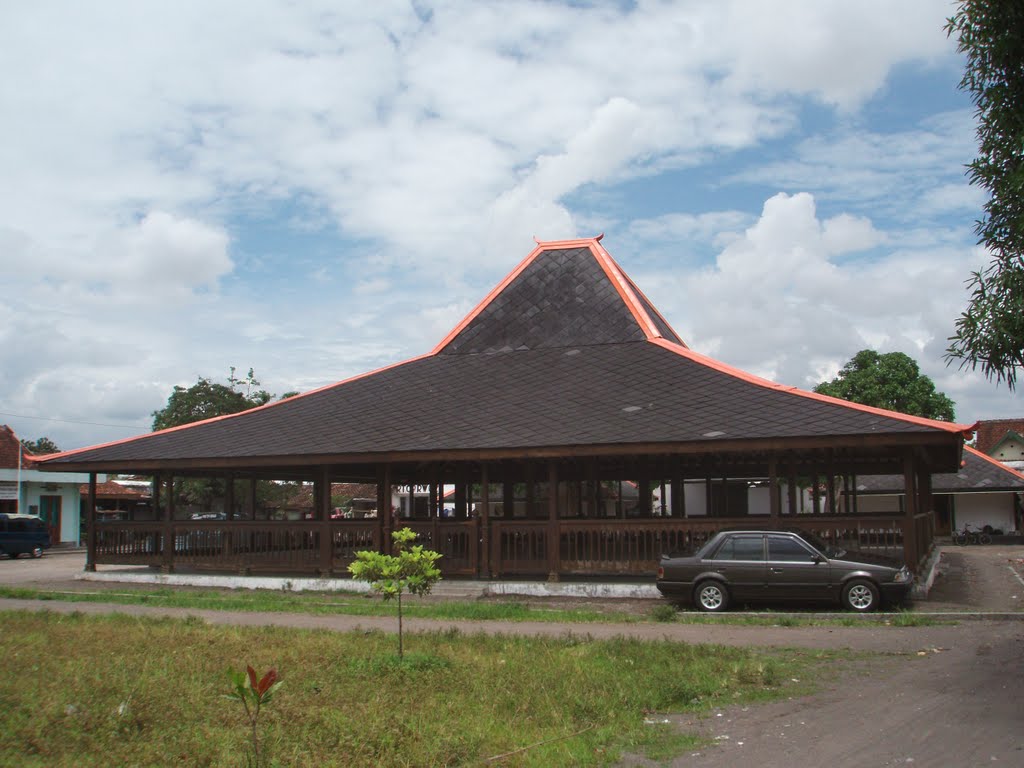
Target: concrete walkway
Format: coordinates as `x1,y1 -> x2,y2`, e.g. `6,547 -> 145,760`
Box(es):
1,594 -> 1018,653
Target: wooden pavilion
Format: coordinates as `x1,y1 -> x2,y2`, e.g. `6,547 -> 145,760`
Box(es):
38,237 -> 973,579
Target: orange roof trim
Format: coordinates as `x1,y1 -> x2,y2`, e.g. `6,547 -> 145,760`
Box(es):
43,353 -> 436,462
963,444 -> 1024,481
649,337 -> 976,436
432,236 -> 685,354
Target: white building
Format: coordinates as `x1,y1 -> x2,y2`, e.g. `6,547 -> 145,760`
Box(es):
0,425 -> 93,544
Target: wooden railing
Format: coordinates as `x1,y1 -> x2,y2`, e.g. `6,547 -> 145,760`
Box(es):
491,521 -> 549,576
558,519 -> 721,576
405,520 -> 479,576
95,523 -> 162,565
789,515 -> 906,558
329,523 -> 379,571
93,513 -> 927,577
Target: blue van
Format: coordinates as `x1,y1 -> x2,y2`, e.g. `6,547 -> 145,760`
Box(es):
0,514 -> 52,559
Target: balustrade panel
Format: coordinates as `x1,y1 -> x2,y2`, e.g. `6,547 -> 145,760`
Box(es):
492,522 -> 548,576
405,520 -> 478,575
95,523 -> 162,564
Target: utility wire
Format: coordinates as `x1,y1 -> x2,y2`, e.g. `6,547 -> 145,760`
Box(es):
0,411 -> 142,430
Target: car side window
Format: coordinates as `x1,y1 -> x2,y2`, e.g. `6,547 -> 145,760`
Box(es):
767,535 -> 816,562
712,535 -> 764,561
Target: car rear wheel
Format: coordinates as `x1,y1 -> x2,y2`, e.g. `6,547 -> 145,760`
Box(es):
693,580 -> 729,612
842,579 -> 879,612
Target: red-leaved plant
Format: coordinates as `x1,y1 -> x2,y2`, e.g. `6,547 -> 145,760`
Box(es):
226,665 -> 283,767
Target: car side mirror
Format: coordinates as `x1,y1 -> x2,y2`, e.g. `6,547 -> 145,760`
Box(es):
811,553 -> 824,564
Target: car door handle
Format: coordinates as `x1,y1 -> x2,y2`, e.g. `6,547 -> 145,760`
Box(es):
770,567 -> 785,574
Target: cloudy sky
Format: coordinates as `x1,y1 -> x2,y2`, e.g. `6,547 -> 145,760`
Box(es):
1,0 -> 1019,451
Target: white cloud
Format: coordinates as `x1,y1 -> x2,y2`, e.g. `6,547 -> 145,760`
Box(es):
3,0 -> 1017,450
634,192 -> 1010,423
97,212 -> 233,299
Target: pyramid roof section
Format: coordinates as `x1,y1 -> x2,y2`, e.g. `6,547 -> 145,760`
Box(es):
39,237 -> 972,473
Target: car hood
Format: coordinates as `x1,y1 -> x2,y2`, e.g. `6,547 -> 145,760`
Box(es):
830,549 -> 903,570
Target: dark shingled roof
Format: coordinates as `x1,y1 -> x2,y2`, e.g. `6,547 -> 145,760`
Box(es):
41,238 -> 970,467
855,446 -> 1024,494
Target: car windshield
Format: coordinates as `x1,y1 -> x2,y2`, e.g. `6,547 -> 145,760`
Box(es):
796,529 -> 845,558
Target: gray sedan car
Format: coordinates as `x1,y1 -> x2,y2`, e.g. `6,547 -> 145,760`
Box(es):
656,528 -> 914,612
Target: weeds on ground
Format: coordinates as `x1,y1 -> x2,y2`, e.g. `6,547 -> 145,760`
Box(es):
0,610 -> 834,767
225,666 -> 283,767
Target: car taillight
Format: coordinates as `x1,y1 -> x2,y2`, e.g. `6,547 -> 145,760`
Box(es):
656,566 -> 664,579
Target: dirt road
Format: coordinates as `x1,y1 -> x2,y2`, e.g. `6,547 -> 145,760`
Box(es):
624,619 -> 1024,767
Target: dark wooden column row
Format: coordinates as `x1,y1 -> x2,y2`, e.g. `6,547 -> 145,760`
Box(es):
84,473 -> 97,572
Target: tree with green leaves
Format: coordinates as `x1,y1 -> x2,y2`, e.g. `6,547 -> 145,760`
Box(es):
152,368 -> 272,432
945,1 -> 1024,388
348,527 -> 442,658
814,350 -> 956,422
20,436 -> 60,455
150,368 -> 285,513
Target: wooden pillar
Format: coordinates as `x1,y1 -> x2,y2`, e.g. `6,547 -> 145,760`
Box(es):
479,463 -> 490,578
222,473 -> 235,562
84,472 -> 97,571
248,478 -> 257,520
705,476 -> 714,517
455,465 -> 467,518
377,465 -> 391,553
811,466 -> 820,514
318,466 -> 332,575
162,475 -> 174,573
769,455 -> 780,527
825,451 -> 836,515
525,462 -> 536,518
502,466 -> 514,519
547,460 -> 559,581
224,474 -> 235,521
671,468 -> 679,518
787,465 -> 797,516
902,453 -> 919,569
638,475 -> 650,516
918,463 -> 934,558
670,461 -> 683,518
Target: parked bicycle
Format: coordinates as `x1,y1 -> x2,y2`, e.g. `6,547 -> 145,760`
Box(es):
953,524 -> 992,546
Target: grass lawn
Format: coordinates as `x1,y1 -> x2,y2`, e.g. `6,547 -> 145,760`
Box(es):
0,610 -> 843,767
0,585 -> 940,627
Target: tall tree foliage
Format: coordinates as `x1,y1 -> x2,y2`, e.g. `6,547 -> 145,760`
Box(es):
150,368 -> 281,513
945,1 -> 1024,388
20,436 -> 60,455
814,350 -> 956,422
152,367 -> 271,431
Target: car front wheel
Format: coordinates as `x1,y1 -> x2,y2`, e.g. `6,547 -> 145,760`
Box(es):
693,580 -> 729,612
842,579 -> 879,612
30,546 -> 43,558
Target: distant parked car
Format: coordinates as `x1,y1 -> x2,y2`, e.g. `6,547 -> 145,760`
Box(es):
656,528 -> 913,613
0,513 -> 52,559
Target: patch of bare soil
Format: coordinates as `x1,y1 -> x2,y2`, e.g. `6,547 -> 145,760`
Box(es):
916,545 -> 1024,612
619,621 -> 1024,768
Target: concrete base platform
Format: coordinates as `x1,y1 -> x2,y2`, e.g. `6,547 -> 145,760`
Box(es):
78,569 -> 661,599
